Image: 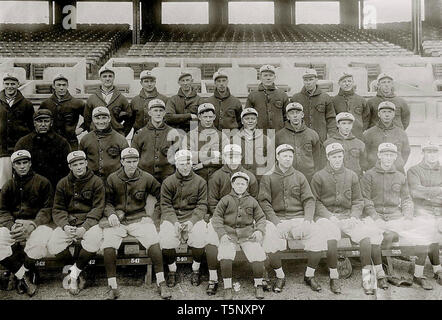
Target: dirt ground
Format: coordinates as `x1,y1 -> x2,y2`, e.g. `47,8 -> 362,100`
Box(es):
1,257 -> 441,301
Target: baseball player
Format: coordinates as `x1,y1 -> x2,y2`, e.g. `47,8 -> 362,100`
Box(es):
181,103 -> 229,182
39,73 -> 86,150
0,72 -> 34,189
407,141 -> 442,286
361,143 -> 432,290
332,72 -> 370,140
159,149 -> 208,288
84,66 -> 133,137
363,101 -> 410,173
324,112 -> 367,178
275,102 -> 321,182
47,150 -> 104,295
205,144 -> 259,296
210,172 -> 267,300
130,70 -> 168,134
259,144 -> 341,293
101,147 -> 171,300
245,64 -> 289,132
205,71 -> 242,133
0,150 -> 53,297
310,143 -> 387,295
367,73 -> 410,130
15,109 -> 71,189
165,71 -> 202,132
291,68 -> 337,169
131,99 -> 181,183
79,106 -> 128,181
232,108 -> 273,181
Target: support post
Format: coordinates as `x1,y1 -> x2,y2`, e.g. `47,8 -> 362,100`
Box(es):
411,0 -> 422,55
133,0 -> 141,44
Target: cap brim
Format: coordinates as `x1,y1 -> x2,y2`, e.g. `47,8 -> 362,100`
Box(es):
148,105 -> 165,110
277,148 -> 294,154
3,77 -> 19,82
68,156 -> 86,164
12,156 -> 30,163
379,149 -> 397,153
327,149 -> 344,156
34,115 -> 52,120
53,77 -> 68,83
178,73 -> 192,80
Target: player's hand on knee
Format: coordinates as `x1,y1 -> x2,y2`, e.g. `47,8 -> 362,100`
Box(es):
108,214 -> 120,227
75,227 -> 86,239
63,225 -> 77,237
174,222 -> 182,236
276,222 -> 287,238
10,223 -> 26,241
183,220 -> 193,231
249,230 -> 263,243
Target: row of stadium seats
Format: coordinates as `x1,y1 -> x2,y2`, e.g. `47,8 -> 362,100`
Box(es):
423,40 -> 442,57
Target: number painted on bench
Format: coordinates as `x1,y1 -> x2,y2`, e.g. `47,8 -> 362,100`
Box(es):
35,261 -> 45,267
177,256 -> 188,262
89,259 -> 96,265
392,250 -> 401,255
130,258 -> 140,264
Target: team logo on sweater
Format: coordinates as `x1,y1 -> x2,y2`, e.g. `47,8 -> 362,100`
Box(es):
246,207 -> 253,215
344,189 -> 352,200
349,148 -> 360,158
291,186 -> 301,197
107,146 -> 120,157
315,104 -> 325,113
354,106 -> 362,115
82,190 -> 92,200
391,183 -> 401,193
303,143 -> 313,153
274,100 -> 283,109
135,191 -> 145,200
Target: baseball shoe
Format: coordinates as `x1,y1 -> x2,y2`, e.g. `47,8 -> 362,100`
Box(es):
223,288 -> 233,300
255,285 -> 264,300
434,271 -> 442,285
377,276 -> 389,289
105,286 -> 120,300
191,271 -> 201,286
304,276 -> 321,292
413,276 -> 433,290
21,272 -> 37,297
206,280 -> 218,296
6,273 -> 16,291
262,278 -> 272,292
273,277 -> 285,293
166,271 -> 177,288
158,281 -> 172,300
16,279 -> 26,294
330,279 -> 341,294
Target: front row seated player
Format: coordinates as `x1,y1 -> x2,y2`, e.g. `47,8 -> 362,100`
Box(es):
100,147 -> 171,300
258,144 -> 342,294
47,150 -> 104,296
159,149 -> 208,288
0,150 -> 53,297
310,142 -> 387,295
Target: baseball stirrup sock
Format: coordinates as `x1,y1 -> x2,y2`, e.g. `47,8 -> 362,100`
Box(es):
359,238 -> 372,267
148,244 -> 164,272
371,245 -> 382,265
1,251 -> 25,274
103,248 -> 117,278
274,267 -> 285,279
223,278 -> 232,289
190,247 -> 204,263
327,240 -> 338,269
268,252 -> 282,270
428,243 -> 440,266
156,272 -> 165,285
108,277 -> 117,289
76,249 -> 94,270
307,251 -> 322,269
252,261 -> 265,279
220,259 -> 233,279
209,269 -> 218,282
205,244 -> 218,270
162,249 -> 176,265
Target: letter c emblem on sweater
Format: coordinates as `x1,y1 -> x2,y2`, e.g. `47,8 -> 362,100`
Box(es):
391,183 -> 401,193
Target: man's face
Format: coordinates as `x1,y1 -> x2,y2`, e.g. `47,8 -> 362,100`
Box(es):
378,151 -> 397,169
53,80 -> 68,96
69,159 -> 88,178
232,177 -> 248,195
93,114 -> 111,130
423,150 -> 439,165
3,79 -> 18,96
198,110 -> 215,128
34,117 -> 52,134
178,75 -> 193,91
378,109 -> 395,124
121,157 -> 139,176
327,152 -> 344,170
241,114 -> 258,130
277,150 -> 294,168
176,158 -> 192,176
337,120 -> 353,136
287,109 -> 304,126
100,72 -> 114,88
215,77 -> 228,93
141,77 -> 156,92
148,107 -> 165,123
223,152 -> 242,166
303,76 -> 317,91
378,78 -> 393,93
12,159 -> 31,176
339,77 -> 353,91
260,71 -> 275,87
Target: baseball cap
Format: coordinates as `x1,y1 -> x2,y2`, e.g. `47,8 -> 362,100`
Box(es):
421,141 -> 439,152
326,143 -> 344,156
99,66 -> 115,76
140,70 -> 156,80
286,102 -> 303,113
197,103 -> 215,115
148,99 -> 166,110
303,68 -> 318,78
3,72 -> 19,83
336,112 -> 355,123
121,148 -> 139,160
378,101 -> 396,112
338,72 -> 353,83
223,144 -> 242,155
276,144 -> 295,155
231,171 -> 250,184
259,65 -> 276,74
92,106 -> 110,117
175,149 -> 192,162
11,150 -> 31,163
178,71 -> 192,81
378,143 -> 397,153
52,73 -> 68,83
33,109 -> 53,120
377,73 -> 393,82
213,71 -> 228,81
241,108 -> 258,118
67,150 -> 86,164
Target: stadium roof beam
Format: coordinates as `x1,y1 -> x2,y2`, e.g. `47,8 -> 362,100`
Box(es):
141,0 -> 161,28
209,0 -> 228,24
339,0 -> 359,27
411,0 -> 422,55
274,0 -> 295,24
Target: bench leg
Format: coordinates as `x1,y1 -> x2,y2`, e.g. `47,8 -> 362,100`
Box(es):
145,264 -> 152,285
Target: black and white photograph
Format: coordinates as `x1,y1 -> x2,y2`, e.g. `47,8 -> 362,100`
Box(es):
0,0 -> 441,305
